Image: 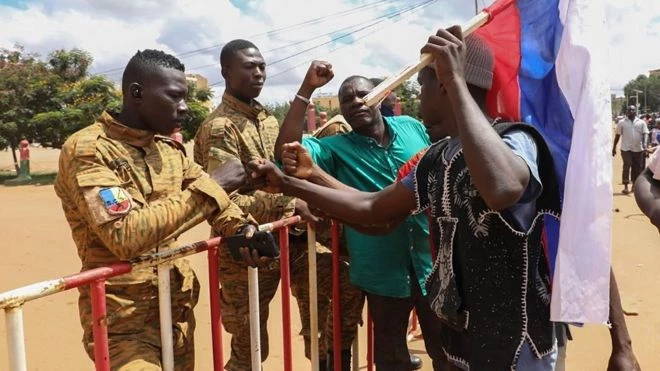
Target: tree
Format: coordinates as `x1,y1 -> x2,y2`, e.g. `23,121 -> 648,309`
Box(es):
264,102 -> 291,125
0,45 -> 119,173
0,45 -> 57,172
179,81 -> 212,141
623,74 -> 660,114
393,79 -> 421,119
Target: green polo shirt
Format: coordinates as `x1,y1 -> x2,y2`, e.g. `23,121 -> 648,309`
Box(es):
302,115 -> 432,297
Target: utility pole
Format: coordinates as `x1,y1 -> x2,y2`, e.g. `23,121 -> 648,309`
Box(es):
475,0 -> 479,15
633,89 -> 643,112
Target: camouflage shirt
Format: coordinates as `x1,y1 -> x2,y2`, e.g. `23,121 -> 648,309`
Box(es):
55,111 -> 251,282
312,114 -> 352,138
194,92 -> 296,225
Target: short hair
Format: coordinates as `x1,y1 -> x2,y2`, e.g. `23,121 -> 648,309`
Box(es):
121,49 -> 184,93
220,39 -> 259,68
338,75 -> 374,98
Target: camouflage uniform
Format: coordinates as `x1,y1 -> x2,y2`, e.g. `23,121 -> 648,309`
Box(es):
55,112 -> 252,371
193,95 -> 358,369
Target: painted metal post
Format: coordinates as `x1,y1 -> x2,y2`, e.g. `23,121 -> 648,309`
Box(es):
319,111 -> 328,126
408,310 -> 419,342
367,308 -> 374,371
331,220 -> 341,371
248,267 -> 261,371
352,337 -> 359,371
279,227 -> 293,371
5,306 -> 27,371
158,263 -> 174,371
90,279 -> 110,371
207,245 -> 224,370
307,224 -> 320,371
307,103 -> 316,133
394,97 -> 402,116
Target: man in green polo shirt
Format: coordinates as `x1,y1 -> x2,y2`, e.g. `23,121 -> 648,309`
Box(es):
274,61 -> 447,371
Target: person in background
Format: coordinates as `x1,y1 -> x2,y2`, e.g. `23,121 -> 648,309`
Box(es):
613,105 -> 649,194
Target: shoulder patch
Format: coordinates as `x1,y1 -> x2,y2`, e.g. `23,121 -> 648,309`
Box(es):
98,187 -> 133,215
73,124 -> 104,158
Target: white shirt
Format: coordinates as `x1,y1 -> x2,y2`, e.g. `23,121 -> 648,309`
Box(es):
616,117 -> 649,152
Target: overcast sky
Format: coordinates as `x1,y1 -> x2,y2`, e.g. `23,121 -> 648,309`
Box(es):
1,0 -> 659,105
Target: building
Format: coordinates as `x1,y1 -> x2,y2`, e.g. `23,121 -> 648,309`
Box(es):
313,93 -> 339,111
186,73 -> 209,90
650,68 -> 660,78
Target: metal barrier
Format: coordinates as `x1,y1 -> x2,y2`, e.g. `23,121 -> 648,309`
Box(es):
0,215 -> 418,370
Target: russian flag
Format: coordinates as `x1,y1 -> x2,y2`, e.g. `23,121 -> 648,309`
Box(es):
475,0 -> 612,323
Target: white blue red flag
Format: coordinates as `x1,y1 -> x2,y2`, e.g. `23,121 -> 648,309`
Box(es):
475,0 -> 612,323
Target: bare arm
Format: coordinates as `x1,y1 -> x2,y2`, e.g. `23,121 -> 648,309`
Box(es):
281,175 -> 414,225
633,168 -> 660,231
274,61 -> 334,161
422,26 -> 530,210
612,134 -> 621,156
607,269 -> 641,371
250,160 -> 414,225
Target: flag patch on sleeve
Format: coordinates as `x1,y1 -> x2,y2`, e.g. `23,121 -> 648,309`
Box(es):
98,187 -> 132,215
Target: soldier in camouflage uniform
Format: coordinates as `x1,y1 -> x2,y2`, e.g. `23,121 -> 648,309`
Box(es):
54,50 -> 256,371
193,40 -> 360,370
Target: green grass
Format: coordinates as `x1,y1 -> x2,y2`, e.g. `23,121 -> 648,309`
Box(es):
0,170 -> 58,186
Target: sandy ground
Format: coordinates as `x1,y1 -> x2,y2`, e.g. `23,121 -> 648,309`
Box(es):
0,146 -> 658,370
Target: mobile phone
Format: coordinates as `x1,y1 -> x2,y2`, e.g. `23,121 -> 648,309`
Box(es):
224,231 -> 280,261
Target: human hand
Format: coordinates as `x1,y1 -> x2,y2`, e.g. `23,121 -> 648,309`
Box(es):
301,60 -> 334,90
246,159 -> 286,193
612,148 -> 617,157
420,25 -> 466,87
282,142 -> 314,179
607,347 -> 641,371
294,198 -> 322,224
233,225 -> 272,268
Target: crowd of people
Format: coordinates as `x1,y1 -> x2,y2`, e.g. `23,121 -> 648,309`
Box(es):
51,23 -> 657,371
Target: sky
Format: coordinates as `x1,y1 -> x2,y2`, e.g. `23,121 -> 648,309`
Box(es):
1,0 -> 659,105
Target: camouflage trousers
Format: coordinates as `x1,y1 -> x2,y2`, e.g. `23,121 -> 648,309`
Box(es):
79,262 -> 200,370
218,235 -> 364,371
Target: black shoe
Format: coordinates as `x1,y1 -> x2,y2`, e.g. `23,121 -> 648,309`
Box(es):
410,354 -> 423,370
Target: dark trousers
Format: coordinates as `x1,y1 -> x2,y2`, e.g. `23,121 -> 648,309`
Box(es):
621,150 -> 645,185
365,276 -> 450,371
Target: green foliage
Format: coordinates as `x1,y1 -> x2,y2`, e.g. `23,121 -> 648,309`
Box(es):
179,81 -> 212,141
0,45 -> 120,156
48,48 -> 92,82
264,102 -> 291,125
623,74 -> 660,113
393,79 -> 421,119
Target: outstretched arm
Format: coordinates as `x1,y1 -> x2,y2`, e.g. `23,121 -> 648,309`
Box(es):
249,160 -> 415,225
280,141 -> 357,191
274,61 -> 334,161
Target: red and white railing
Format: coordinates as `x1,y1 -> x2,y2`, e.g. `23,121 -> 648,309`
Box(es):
0,215 -> 420,370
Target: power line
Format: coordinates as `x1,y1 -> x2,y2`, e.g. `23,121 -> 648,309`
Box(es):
186,0 -> 428,74
176,0 -> 399,59
267,1 -> 431,67
92,0 -> 410,77
209,0 -> 436,87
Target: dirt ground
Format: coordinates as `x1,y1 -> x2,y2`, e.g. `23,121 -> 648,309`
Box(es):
0,146 -> 658,370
